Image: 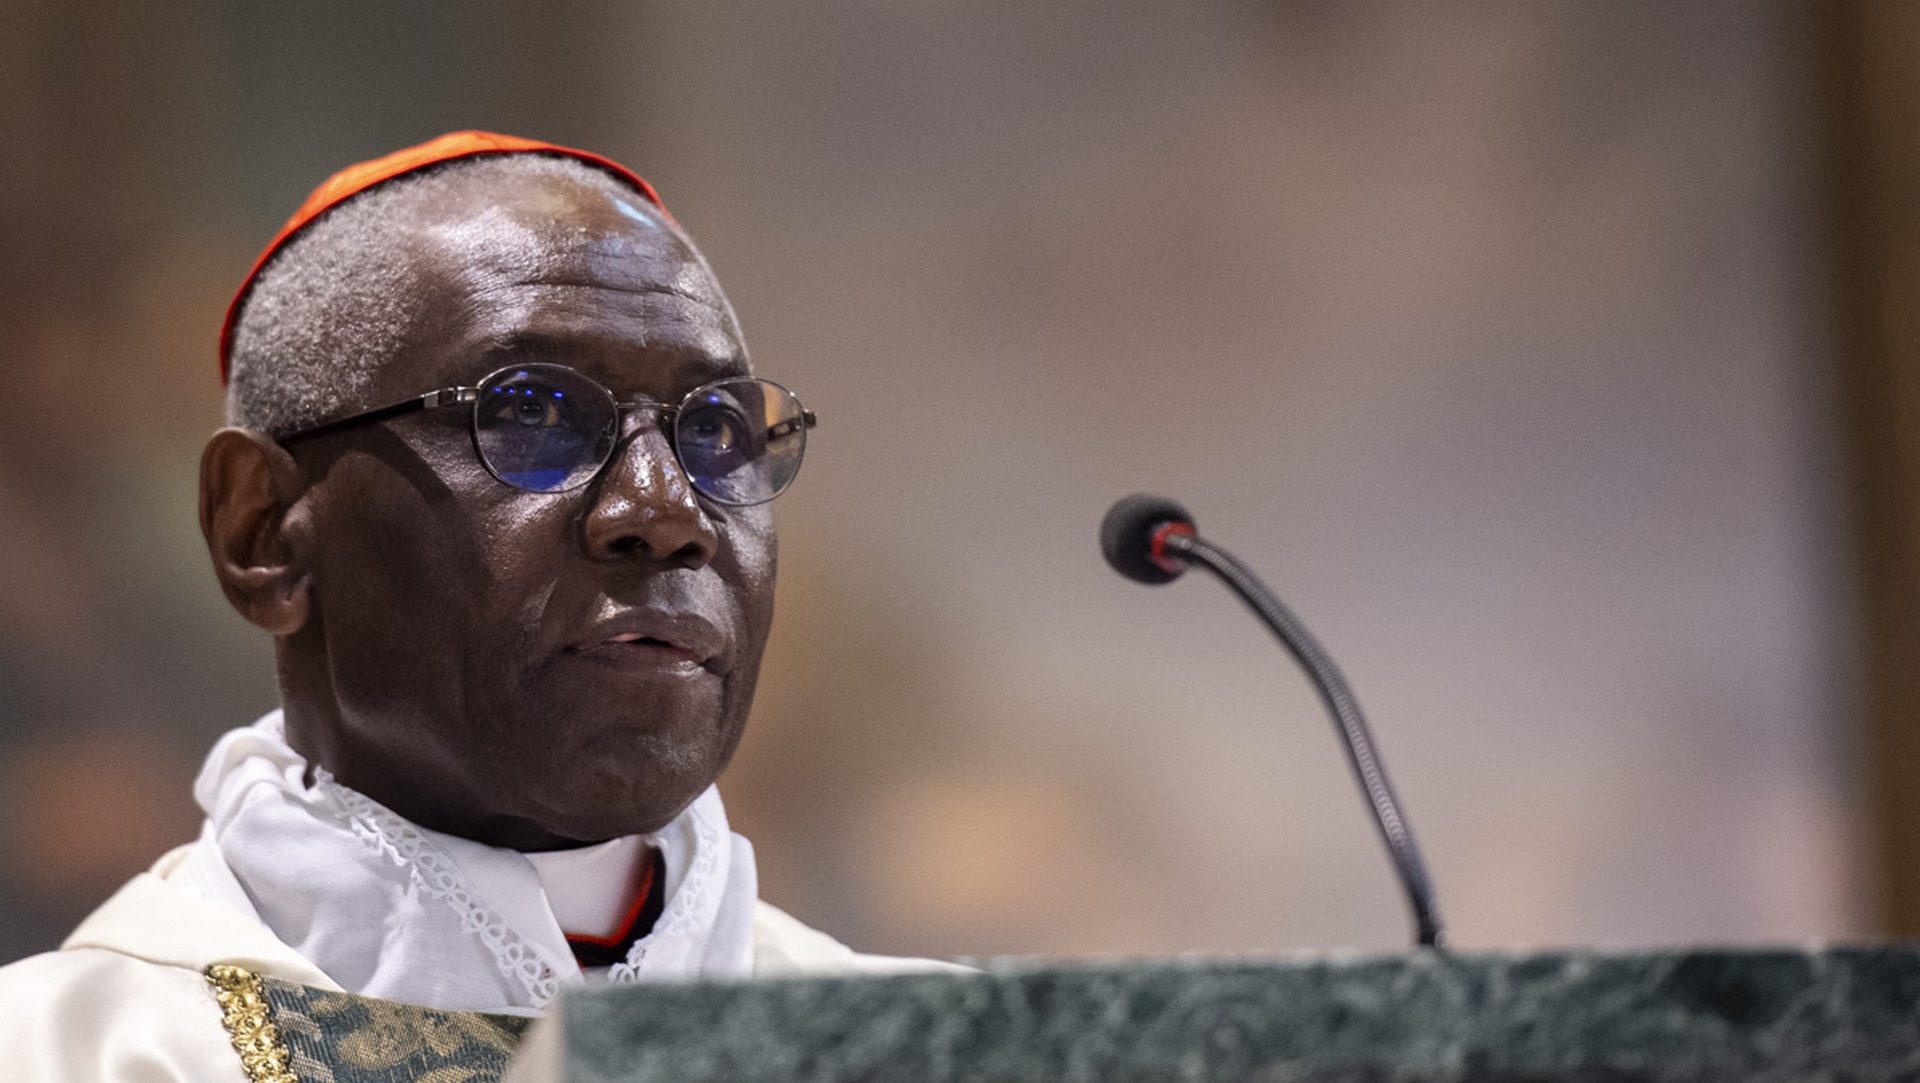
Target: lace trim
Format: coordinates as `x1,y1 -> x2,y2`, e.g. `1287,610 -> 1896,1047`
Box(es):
313,771 -> 562,1007
608,797 -> 726,981
205,964 -> 299,1083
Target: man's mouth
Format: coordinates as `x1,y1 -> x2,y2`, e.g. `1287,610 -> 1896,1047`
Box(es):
570,610 -> 726,673
598,631 -> 703,665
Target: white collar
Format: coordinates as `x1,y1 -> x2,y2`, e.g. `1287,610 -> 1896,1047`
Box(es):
522,835 -> 651,938
178,711 -> 759,1014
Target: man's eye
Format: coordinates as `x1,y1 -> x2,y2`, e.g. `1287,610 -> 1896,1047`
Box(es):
681,407 -> 749,451
486,386 -> 568,428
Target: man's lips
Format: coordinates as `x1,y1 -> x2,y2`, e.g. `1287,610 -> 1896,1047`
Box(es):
569,609 -> 727,671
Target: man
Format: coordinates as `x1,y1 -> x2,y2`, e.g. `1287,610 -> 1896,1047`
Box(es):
0,131 -> 951,1082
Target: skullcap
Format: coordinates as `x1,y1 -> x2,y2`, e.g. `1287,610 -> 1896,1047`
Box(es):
219,130 -> 669,383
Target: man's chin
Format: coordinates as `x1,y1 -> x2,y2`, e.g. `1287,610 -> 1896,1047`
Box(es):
516,800 -> 695,848
514,761 -> 720,844
474,697 -> 742,845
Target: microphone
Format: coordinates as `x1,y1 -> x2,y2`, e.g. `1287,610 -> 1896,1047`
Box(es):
1101,494 -> 1445,948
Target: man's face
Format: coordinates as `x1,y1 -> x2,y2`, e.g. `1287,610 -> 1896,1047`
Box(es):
288,172 -> 775,849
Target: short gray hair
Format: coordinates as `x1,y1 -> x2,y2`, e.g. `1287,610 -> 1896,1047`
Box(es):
225,155 -> 650,438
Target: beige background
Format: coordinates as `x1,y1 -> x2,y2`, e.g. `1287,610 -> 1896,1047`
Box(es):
0,2 -> 1869,963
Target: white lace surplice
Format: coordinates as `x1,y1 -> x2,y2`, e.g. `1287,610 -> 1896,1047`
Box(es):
178,711 -> 759,1014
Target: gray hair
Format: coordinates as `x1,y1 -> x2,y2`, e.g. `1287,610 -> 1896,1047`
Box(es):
225,155 -> 652,438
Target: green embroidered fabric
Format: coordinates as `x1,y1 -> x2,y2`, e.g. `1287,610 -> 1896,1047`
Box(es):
228,968 -> 533,1083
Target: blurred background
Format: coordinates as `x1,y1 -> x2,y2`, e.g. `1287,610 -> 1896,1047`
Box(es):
2,1 -> 1917,964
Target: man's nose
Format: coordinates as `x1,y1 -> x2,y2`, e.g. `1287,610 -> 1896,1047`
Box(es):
580,427 -> 719,567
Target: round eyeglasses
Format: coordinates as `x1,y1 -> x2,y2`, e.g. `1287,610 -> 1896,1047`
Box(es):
279,363 -> 816,506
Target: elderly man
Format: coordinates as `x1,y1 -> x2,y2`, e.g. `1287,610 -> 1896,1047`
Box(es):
0,131 -> 947,1082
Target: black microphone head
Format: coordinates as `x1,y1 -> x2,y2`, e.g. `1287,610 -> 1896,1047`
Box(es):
1101,494 -> 1195,585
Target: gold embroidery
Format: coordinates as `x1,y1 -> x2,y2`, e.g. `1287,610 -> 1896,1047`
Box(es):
205,964 -> 300,1083
305,991 -> 520,1070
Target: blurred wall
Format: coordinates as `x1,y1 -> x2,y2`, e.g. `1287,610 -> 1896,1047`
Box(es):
1820,1 -> 1920,936
0,1 -> 1867,964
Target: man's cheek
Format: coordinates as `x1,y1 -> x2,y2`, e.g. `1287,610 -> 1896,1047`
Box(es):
721,515 -> 777,609
312,504 -> 487,692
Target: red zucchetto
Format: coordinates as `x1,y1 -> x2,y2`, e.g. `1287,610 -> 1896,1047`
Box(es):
219,130 -> 670,383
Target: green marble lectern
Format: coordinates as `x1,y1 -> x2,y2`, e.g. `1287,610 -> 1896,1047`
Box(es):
502,946 -> 1920,1082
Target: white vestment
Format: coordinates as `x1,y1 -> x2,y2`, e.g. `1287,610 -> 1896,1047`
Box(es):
0,713 -> 952,1082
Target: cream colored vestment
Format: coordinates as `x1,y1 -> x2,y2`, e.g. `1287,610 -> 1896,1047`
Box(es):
0,845 -> 948,1083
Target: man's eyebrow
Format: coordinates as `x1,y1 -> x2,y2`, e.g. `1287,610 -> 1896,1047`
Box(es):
476,331 -> 574,363
516,276 -> 715,307
473,331 -> 749,381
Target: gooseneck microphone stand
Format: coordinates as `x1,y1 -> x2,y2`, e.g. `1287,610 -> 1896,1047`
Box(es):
1103,495 -> 1444,948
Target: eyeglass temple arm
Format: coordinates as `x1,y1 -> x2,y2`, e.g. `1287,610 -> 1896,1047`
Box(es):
768,411 -> 818,441
617,405 -> 818,443
279,388 -> 479,445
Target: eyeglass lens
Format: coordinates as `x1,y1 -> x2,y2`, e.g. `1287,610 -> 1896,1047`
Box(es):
676,379 -> 806,505
471,365 -> 806,504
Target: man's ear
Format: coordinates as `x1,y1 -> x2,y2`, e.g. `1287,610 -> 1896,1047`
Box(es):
199,428 -> 314,636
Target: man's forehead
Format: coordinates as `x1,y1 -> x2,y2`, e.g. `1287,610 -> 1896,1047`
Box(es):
414,172 -> 695,278
381,177 -> 745,392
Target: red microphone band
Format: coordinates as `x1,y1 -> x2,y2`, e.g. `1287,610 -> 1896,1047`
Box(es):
1149,521 -> 1195,575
